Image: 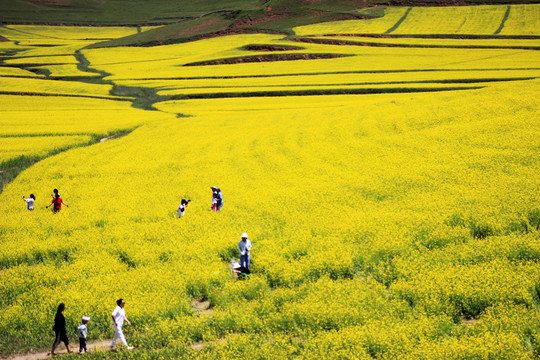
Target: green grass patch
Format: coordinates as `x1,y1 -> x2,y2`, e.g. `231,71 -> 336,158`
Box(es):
0,128 -> 135,194
85,14 -> 234,49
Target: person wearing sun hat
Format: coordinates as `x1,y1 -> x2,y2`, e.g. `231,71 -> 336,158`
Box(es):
238,232 -> 252,270
77,316 -> 90,353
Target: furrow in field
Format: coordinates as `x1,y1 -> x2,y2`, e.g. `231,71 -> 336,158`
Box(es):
167,86 -> 484,100
292,36 -> 540,51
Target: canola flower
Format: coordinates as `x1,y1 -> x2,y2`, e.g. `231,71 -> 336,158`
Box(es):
0,135 -> 91,164
391,6 -> 508,35
0,95 -> 170,136
1,79 -> 539,358
0,78 -> 118,98
308,35 -> 540,48
0,9 -> 539,358
293,4 -> 540,36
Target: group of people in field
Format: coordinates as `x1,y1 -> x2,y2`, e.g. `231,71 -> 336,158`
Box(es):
175,186 -> 223,218
23,188 -> 68,212
39,185 -> 252,354
176,186 -> 252,276
50,299 -> 132,355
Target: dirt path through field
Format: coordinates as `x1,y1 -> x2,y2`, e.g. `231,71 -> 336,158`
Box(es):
6,300 -> 215,359
6,339 -> 111,360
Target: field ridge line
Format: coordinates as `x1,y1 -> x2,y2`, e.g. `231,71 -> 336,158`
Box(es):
385,7 -> 412,34
494,6 -> 511,35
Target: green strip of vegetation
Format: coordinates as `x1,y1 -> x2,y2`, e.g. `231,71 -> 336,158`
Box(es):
0,128 -> 135,194
385,7 -> 412,34
494,6 -> 511,35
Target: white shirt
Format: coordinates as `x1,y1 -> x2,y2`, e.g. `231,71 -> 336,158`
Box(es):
77,324 -> 87,338
112,306 -> 125,328
24,198 -> 34,210
177,204 -> 185,216
238,239 -> 252,256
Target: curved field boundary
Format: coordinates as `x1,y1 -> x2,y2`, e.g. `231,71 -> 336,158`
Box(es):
182,53 -> 352,67
385,7 -> 412,34
0,90 -> 133,102
133,67 -> 540,81
494,6 -> 511,35
293,36 -> 540,50
169,86 -> 483,100
299,33 -> 540,40
0,128 -> 135,194
156,77 -> 535,91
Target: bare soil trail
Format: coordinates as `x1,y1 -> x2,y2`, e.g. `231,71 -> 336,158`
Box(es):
5,300 -> 216,360
5,340 -> 112,360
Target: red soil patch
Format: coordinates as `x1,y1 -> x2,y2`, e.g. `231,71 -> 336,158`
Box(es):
232,13 -> 289,27
183,53 -> 349,66
176,18 -> 222,37
242,44 -> 304,51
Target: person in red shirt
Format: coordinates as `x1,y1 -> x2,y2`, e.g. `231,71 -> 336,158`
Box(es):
46,193 -> 68,212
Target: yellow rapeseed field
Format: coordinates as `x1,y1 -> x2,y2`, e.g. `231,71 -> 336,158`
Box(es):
0,135 -> 92,163
0,95 -> 170,136
0,5 -> 539,358
293,4 -> 540,36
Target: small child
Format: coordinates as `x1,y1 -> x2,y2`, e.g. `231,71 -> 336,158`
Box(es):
77,316 -> 90,354
23,194 -> 35,210
230,258 -> 250,277
211,191 -> 219,212
177,199 -> 191,218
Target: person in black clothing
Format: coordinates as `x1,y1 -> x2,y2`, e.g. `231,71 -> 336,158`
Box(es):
50,303 -> 71,355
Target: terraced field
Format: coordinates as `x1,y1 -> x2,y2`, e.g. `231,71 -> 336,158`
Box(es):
1,4 -> 539,359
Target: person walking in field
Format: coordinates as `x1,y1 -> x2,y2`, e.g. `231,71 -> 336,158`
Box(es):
210,186 -> 223,212
177,199 -> 191,218
211,186 -> 218,211
238,232 -> 252,270
46,192 -> 68,212
111,299 -> 133,350
50,303 -> 72,355
22,194 -> 35,210
77,316 -> 90,354
216,187 -> 223,211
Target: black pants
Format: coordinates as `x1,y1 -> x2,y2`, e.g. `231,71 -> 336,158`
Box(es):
53,331 -> 69,346
79,337 -> 87,352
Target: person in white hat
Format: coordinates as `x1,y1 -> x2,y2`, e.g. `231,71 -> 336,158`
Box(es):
238,232 -> 252,270
77,316 -> 90,353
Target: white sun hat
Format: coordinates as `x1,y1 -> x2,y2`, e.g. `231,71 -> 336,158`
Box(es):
241,232 -> 248,238
82,316 -> 90,321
